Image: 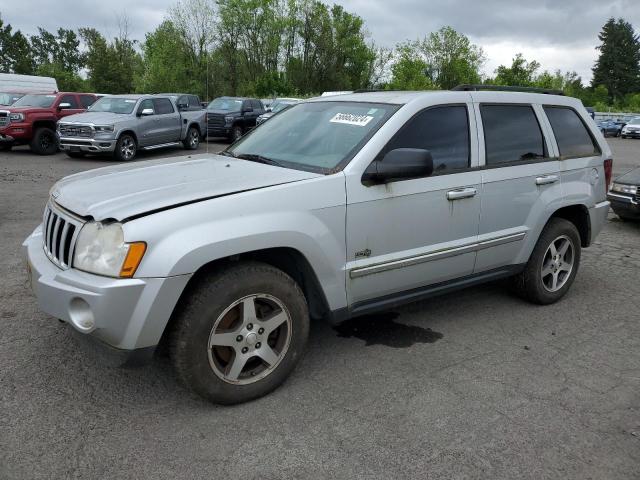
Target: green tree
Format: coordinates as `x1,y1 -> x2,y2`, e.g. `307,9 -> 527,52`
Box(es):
420,26 -> 485,89
387,42 -> 434,90
592,18 -> 640,101
493,53 -> 540,86
0,15 -> 35,74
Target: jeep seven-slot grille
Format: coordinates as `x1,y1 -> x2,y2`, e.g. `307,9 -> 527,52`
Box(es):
58,124 -> 94,138
42,204 -> 82,268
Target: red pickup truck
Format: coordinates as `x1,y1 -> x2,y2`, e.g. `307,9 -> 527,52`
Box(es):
0,92 -> 97,154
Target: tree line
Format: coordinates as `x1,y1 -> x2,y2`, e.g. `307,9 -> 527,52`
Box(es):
0,2 -> 639,111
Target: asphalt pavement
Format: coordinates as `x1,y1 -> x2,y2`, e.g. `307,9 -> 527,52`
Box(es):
1,138 -> 639,479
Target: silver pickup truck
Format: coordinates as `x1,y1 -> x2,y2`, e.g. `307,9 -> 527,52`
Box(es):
57,94 -> 206,161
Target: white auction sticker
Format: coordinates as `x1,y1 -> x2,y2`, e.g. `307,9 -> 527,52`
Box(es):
330,113 -> 374,127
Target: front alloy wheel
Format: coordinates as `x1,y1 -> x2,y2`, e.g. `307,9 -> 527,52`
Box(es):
170,261 -> 309,404
208,294 -> 292,384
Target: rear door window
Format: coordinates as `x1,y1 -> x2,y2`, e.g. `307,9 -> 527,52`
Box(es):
60,94 -> 79,109
543,106 -> 599,158
383,105 -> 470,174
153,98 -> 175,115
481,104 -> 546,165
79,95 -> 96,108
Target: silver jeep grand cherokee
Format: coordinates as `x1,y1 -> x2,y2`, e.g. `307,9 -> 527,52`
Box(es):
24,89 -> 612,404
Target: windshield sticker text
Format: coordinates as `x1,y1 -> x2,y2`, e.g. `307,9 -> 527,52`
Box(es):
330,113 -> 374,127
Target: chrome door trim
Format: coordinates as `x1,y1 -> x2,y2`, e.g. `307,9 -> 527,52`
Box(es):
349,231 -> 526,279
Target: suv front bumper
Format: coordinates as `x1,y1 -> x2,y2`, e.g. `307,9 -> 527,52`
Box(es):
607,192 -> 640,219
58,136 -> 117,153
23,225 -> 191,365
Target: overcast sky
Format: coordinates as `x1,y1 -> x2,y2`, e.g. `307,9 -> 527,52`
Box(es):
2,0 -> 639,82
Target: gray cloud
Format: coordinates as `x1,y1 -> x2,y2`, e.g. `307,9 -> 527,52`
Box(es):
2,0 -> 639,81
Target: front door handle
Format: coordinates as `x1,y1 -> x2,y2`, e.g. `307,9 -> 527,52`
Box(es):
447,187 -> 477,201
535,175 -> 559,185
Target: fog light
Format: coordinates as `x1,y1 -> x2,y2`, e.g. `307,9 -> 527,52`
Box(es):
69,297 -> 95,332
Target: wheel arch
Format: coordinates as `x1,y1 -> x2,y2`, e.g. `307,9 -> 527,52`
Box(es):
118,129 -> 138,144
548,204 -> 591,247
32,119 -> 57,132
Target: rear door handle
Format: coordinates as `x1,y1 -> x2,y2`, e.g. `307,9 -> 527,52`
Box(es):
535,175 -> 559,185
447,187 -> 477,201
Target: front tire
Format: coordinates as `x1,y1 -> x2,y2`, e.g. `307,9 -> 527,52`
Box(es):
513,218 -> 581,305
183,126 -> 200,150
30,127 -> 57,155
114,134 -> 137,161
170,262 -> 310,405
230,125 -> 243,143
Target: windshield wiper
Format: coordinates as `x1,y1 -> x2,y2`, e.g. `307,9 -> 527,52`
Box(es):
218,150 -> 236,158
235,153 -> 284,167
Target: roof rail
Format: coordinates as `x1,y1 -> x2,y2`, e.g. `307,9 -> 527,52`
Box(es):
452,84 -> 564,96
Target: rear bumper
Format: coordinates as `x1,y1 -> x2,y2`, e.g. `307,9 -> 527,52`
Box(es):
58,136 -> 116,153
588,200 -> 610,243
607,193 -> 640,219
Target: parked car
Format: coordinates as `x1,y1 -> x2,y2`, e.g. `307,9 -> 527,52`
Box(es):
24,89 -> 611,404
0,73 -> 57,94
0,92 -> 26,106
0,92 -> 97,154
608,168 -> 640,220
57,94 -> 206,161
206,96 -> 265,142
621,117 -> 640,138
256,98 -> 299,125
597,119 -> 623,137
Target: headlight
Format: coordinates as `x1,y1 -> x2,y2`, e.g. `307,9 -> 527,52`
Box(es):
224,116 -> 234,123
94,125 -> 114,133
611,183 -> 637,194
73,222 -> 146,278
9,113 -> 24,122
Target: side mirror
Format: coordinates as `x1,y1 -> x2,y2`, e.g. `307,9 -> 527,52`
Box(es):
140,108 -> 154,116
58,102 -> 72,110
362,148 -> 434,186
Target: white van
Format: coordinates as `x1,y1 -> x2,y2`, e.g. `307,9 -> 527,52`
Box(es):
0,73 -> 58,94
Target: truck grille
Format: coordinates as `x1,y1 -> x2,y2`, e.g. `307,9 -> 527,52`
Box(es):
58,124 -> 94,138
0,111 -> 8,127
207,114 -> 225,129
42,203 -> 83,269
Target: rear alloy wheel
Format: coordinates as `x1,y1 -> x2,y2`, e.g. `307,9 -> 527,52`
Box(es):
114,134 -> 136,161
183,126 -> 200,150
171,262 -> 309,405
30,127 -> 57,155
513,218 -> 581,305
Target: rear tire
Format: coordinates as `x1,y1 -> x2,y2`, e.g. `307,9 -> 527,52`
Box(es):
170,261 -> 309,405
30,127 -> 57,155
183,126 -> 200,150
513,218 -> 581,305
114,134 -> 137,161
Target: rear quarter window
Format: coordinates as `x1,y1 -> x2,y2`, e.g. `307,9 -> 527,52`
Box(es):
543,106 -> 600,158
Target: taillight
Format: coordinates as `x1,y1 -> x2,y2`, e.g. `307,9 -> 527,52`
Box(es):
604,158 -> 613,191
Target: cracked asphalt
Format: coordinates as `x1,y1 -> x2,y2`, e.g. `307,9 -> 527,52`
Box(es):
1,138 -> 639,479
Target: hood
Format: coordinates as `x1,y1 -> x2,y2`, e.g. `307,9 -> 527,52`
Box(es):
58,111 -> 127,125
3,106 -> 50,114
51,154 -> 321,221
615,167 -> 640,185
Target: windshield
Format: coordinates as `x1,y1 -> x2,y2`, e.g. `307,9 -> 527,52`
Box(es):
271,101 -> 296,113
228,101 -> 397,173
629,118 -> 640,125
12,94 -> 56,108
207,97 -> 243,111
88,97 -> 138,114
0,93 -> 23,105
